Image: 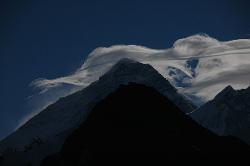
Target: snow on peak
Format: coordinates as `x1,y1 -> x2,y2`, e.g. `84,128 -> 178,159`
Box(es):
30,33 -> 250,114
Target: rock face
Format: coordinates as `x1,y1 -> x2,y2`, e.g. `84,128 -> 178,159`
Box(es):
191,85 -> 250,144
41,84 -> 250,166
0,59 -> 195,166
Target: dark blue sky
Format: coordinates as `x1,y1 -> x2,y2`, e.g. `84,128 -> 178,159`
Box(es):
0,0 -> 250,140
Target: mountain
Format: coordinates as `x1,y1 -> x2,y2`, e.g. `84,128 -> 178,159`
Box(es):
32,34 -> 250,107
0,59 -> 195,166
41,84 -> 250,166
191,85 -> 250,144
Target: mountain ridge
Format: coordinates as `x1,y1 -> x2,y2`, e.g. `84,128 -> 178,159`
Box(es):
191,85 -> 250,144
0,59 -> 195,166
41,83 -> 250,166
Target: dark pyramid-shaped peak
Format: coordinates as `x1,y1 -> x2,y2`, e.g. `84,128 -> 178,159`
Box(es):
98,58 -> 196,113
99,58 -> 174,93
214,85 -> 237,101
223,85 -> 235,92
110,58 -> 143,69
114,58 -> 138,64
102,58 -> 156,79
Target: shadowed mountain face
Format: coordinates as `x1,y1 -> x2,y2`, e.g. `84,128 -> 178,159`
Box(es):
0,59 -> 195,166
41,84 -> 250,166
191,86 -> 250,144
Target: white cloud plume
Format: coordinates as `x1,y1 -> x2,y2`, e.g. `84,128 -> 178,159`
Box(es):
31,33 -> 250,107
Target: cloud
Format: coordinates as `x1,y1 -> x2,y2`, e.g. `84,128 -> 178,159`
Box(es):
31,33 -> 250,108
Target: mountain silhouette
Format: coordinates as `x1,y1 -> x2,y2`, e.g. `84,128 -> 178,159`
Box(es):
41,84 -> 250,166
191,85 -> 250,144
0,59 -> 195,166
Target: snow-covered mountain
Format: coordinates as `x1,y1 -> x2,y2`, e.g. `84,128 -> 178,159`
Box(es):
31,33 -> 250,111
0,59 -> 195,166
1,33 -> 250,165
191,86 -> 250,144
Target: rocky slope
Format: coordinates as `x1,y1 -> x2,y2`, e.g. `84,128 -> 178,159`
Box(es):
0,59 -> 195,166
41,84 -> 250,166
191,85 -> 250,144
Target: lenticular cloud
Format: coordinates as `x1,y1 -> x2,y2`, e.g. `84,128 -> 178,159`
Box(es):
31,33 -> 250,106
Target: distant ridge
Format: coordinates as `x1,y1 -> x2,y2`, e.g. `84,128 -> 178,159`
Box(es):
191,85 -> 250,144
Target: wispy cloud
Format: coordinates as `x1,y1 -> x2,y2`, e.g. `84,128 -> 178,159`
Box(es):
31,33 -> 250,109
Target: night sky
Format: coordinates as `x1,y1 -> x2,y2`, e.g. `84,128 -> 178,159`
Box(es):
0,0 -> 250,140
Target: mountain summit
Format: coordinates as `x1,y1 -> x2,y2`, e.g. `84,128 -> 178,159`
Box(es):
32,34 -> 250,106
0,59 -> 195,166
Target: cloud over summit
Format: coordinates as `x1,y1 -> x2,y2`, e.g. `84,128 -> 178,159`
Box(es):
31,33 -> 250,106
